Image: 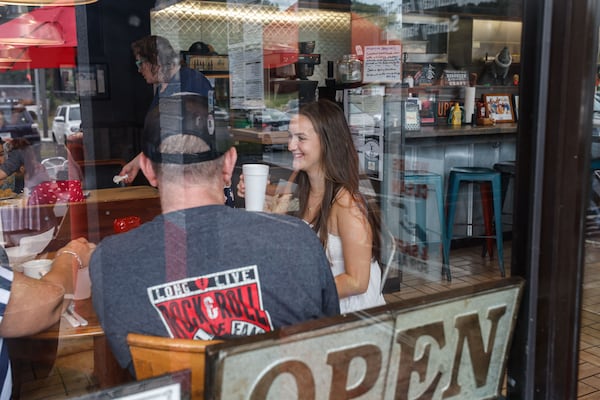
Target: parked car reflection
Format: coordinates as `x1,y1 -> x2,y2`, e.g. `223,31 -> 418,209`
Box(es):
247,108 -> 290,132
214,106 -> 230,125
0,103 -> 40,143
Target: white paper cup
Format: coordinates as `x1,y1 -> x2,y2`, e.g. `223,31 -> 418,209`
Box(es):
243,164 -> 269,211
22,259 -> 52,279
73,267 -> 91,300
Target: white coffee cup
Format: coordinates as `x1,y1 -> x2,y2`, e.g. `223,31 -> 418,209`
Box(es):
243,164 -> 269,211
22,259 -> 52,279
73,267 -> 91,300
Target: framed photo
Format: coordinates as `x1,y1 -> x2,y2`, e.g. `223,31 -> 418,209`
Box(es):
418,90 -> 438,126
403,98 -> 421,131
483,93 -> 515,123
76,64 -> 109,99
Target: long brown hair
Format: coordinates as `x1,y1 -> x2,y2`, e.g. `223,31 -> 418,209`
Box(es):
293,99 -> 382,264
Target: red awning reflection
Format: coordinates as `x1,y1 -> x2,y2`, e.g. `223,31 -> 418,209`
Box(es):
0,6 -> 77,70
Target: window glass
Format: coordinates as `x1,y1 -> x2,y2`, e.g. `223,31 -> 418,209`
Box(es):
0,1 -> 536,398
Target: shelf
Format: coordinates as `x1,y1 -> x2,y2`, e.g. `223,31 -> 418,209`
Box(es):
405,123 -> 517,139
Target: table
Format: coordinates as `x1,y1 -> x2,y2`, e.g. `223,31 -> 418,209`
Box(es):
50,185 -> 161,249
0,185 -> 161,252
9,297 -> 132,394
33,298 -> 132,387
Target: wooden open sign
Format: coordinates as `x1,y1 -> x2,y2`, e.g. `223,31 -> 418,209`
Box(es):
205,277 -> 524,399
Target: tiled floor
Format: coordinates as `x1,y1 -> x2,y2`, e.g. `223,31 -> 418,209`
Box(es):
11,239 -> 600,399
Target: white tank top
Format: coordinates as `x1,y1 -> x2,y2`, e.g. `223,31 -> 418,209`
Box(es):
326,233 -> 386,313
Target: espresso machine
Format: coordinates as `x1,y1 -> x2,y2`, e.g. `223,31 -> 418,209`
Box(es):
268,41 -> 321,106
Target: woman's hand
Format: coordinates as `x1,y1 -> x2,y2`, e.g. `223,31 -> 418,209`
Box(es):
265,193 -> 293,214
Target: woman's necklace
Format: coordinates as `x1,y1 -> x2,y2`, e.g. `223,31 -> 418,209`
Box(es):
307,193 -> 323,211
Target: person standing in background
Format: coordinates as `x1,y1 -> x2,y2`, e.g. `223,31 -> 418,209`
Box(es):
118,36 -> 235,206
118,35 -> 213,184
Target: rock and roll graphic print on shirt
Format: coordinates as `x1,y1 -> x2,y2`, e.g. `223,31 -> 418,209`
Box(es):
148,265 -> 273,340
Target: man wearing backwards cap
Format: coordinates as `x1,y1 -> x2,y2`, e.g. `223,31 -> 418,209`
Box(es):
88,94 -> 340,374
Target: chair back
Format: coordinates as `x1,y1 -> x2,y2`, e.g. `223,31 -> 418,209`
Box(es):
127,332 -> 222,400
380,230 -> 398,294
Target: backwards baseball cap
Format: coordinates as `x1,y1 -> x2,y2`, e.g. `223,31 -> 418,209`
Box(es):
142,93 -> 231,164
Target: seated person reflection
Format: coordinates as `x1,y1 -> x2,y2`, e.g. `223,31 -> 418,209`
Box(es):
0,139 -> 24,194
0,238 -> 95,399
88,94 -> 339,374
0,139 -> 83,201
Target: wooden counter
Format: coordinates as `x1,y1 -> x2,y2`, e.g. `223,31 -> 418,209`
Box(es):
51,186 -> 161,249
231,128 -> 289,145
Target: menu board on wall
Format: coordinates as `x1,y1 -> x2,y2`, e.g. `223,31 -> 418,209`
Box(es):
228,23 -> 264,109
363,45 -> 402,83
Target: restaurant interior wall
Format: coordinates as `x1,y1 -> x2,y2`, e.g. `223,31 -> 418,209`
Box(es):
151,0 -> 352,97
78,0 -> 156,165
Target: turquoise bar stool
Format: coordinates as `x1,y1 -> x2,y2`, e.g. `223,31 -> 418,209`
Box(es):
493,161 -> 516,210
444,167 -> 506,281
404,171 -> 447,277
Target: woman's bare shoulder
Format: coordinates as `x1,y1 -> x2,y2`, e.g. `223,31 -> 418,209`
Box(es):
333,187 -> 356,207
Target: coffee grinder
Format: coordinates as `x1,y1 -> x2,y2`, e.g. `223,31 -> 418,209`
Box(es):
269,41 -> 320,106
294,41 -> 320,104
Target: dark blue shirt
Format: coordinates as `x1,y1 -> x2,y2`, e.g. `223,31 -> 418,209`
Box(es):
149,66 -> 213,110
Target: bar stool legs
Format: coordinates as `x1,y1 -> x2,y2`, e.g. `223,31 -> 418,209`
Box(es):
404,171 -> 448,279
444,167 -> 506,281
485,161 -> 516,258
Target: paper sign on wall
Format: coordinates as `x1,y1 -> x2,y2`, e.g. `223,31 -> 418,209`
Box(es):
363,45 -> 402,83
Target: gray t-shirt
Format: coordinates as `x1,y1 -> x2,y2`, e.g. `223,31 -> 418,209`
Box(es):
90,205 -> 340,371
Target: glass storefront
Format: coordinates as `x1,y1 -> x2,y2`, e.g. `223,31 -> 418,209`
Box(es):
1,0 -> 598,398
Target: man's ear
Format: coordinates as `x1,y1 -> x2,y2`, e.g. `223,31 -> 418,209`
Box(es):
222,147 -> 237,185
139,153 -> 159,187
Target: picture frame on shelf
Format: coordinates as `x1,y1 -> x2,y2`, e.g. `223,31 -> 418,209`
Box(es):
483,93 -> 515,123
182,51 -> 229,74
